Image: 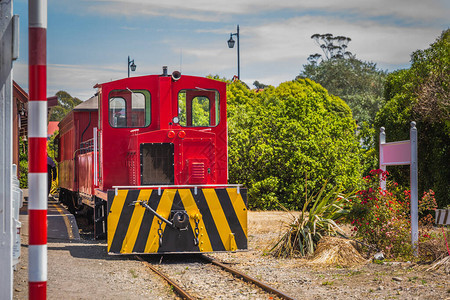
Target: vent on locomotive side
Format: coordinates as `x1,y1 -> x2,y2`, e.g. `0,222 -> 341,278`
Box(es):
188,159 -> 207,184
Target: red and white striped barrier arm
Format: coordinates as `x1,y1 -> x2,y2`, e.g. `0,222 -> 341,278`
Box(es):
28,0 -> 47,299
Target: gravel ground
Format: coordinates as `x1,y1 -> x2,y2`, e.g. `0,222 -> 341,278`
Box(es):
150,255 -> 279,299
13,205 -> 176,300
13,209 -> 450,299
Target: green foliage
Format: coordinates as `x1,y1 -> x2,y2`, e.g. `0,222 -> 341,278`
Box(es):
300,57 -> 387,125
18,137 -> 28,188
308,33 -> 353,62
375,29 -> 450,207
227,78 -> 361,209
348,169 -> 412,259
270,184 -> 354,257
47,130 -> 59,161
357,122 -> 378,175
348,169 -> 438,259
49,91 -> 82,121
253,80 -> 269,89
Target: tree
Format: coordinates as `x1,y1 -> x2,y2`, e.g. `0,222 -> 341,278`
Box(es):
300,56 -> 387,126
253,80 -> 269,89
308,33 -> 353,63
375,29 -> 450,207
301,34 -> 387,126
49,91 -> 82,121
299,35 -> 387,175
227,79 -> 361,210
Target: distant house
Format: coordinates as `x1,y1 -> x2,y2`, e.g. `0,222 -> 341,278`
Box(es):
48,121 -> 59,138
13,81 -> 28,173
12,81 -> 58,176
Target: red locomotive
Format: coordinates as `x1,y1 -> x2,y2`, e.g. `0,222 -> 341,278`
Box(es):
56,68 -> 247,254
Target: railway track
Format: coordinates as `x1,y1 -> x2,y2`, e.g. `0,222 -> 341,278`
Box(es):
136,254 -> 296,300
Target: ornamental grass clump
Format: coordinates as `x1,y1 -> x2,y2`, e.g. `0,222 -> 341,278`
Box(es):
270,183 -> 354,258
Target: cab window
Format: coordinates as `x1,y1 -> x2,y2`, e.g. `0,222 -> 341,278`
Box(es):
109,89 -> 151,128
178,89 -> 219,127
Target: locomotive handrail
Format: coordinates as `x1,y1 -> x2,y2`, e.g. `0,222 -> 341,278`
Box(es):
112,184 -> 244,196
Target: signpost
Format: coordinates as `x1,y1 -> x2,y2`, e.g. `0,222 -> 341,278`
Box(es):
379,122 -> 418,255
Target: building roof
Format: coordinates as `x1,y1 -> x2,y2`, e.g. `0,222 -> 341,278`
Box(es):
47,121 -> 59,138
74,95 -> 98,111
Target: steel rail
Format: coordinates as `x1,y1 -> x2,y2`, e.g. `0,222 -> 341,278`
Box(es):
135,256 -> 195,300
201,255 -> 297,300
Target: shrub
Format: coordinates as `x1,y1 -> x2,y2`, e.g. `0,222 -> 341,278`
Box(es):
348,169 -> 438,259
228,79 -> 360,210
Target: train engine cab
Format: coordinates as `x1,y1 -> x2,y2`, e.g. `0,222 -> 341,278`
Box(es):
57,69 -> 247,254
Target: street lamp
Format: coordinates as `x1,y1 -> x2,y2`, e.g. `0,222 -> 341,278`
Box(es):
227,24 -> 240,80
128,56 -> 136,77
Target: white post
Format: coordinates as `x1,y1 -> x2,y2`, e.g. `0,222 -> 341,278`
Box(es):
379,127 -> 386,190
0,1 -> 17,299
28,0 -> 48,298
410,121 -> 418,255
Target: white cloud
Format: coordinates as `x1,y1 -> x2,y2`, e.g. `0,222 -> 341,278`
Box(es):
178,15 -> 443,84
82,0 -> 449,25
14,0 -> 447,97
14,62 -> 126,100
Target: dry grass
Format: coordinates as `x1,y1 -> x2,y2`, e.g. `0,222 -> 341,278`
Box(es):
248,211 -> 295,235
418,228 -> 450,261
309,236 -> 368,267
248,210 -> 296,250
426,256 -> 450,274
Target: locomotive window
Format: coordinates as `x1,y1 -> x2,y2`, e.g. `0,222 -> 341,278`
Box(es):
178,89 -> 219,127
108,89 -> 151,128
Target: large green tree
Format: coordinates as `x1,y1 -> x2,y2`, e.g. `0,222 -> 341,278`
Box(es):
49,91 -> 82,121
300,33 -> 387,126
299,58 -> 387,125
375,29 -> 449,207
227,79 -> 360,210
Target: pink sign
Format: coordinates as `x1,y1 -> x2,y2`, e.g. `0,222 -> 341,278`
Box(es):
380,140 -> 411,165
379,123 -> 418,256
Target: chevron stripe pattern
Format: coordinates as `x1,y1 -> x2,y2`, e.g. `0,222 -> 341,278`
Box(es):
107,188 -> 247,254
435,209 -> 450,225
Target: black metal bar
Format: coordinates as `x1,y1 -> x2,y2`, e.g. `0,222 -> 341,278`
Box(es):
139,201 -> 173,227
237,24 -> 240,80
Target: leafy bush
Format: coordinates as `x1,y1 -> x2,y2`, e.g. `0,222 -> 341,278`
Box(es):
18,137 -> 28,188
348,169 -> 438,259
19,159 -> 28,189
228,79 -> 361,209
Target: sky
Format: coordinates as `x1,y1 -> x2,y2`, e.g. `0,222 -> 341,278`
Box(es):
12,0 -> 450,101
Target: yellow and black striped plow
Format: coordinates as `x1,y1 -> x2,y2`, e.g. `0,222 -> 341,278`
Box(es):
107,188 -> 247,254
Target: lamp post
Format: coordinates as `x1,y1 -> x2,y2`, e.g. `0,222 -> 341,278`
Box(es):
128,56 -> 136,77
227,24 -> 240,80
